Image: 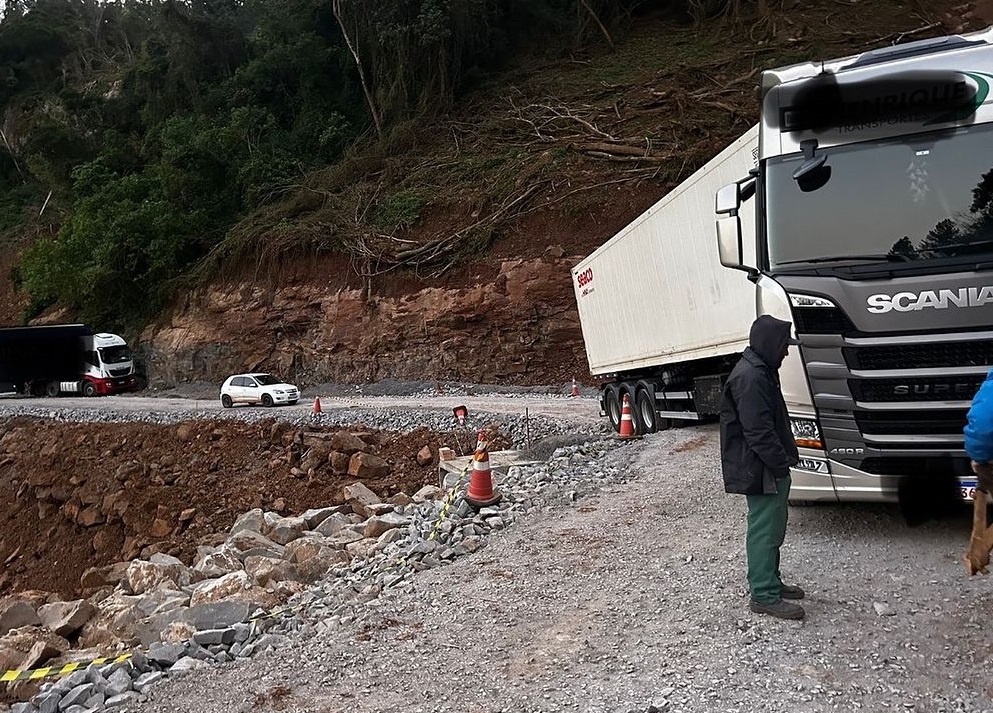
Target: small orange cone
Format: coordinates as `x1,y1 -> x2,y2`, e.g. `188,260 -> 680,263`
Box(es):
312,396 -> 322,414
465,433 -> 501,507
570,378 -> 580,397
618,393 -> 636,439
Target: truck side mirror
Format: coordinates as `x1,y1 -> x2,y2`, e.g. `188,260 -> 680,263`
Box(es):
715,180 -> 754,273
715,183 -> 741,216
717,215 -> 746,270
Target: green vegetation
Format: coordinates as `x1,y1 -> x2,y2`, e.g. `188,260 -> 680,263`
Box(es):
0,0 -> 788,332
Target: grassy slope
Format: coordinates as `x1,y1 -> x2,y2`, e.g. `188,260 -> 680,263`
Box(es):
194,0 -> 969,296
0,0 -> 979,327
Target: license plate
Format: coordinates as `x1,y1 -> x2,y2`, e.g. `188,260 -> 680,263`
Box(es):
960,479 -> 979,501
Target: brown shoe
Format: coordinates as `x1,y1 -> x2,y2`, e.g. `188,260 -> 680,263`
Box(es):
749,599 -> 806,620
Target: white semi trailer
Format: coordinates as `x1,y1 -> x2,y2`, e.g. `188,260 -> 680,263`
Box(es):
572,126 -> 759,433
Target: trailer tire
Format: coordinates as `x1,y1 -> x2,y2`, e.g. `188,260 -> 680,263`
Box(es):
82,381 -> 97,397
604,388 -> 622,433
45,382 -> 59,398
635,389 -> 659,434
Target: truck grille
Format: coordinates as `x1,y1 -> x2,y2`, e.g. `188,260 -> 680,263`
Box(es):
109,367 -> 131,377
860,455 -> 972,476
854,410 -> 968,436
845,340 -> 993,370
850,376 -> 985,402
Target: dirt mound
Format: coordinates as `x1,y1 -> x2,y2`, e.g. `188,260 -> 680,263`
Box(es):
0,417 -> 507,600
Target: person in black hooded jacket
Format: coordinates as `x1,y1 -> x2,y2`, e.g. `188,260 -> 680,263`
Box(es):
720,315 -> 804,620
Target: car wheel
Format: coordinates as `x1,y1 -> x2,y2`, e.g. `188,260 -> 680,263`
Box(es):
262,394 -> 274,407
82,381 -> 98,397
221,394 -> 233,408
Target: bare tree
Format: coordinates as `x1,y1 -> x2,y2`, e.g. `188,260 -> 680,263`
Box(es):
578,0 -> 614,48
331,0 -> 383,139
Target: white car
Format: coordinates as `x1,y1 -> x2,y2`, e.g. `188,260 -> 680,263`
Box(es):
220,373 -> 299,408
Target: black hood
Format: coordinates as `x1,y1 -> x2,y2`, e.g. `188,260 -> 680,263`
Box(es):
748,315 -> 800,370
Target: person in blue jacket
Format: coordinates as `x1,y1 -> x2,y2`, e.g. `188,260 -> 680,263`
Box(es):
965,371 -> 993,493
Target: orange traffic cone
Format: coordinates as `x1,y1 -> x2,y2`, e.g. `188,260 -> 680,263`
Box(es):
618,393 -> 636,439
465,434 -> 501,508
570,378 -> 580,397
312,396 -> 322,414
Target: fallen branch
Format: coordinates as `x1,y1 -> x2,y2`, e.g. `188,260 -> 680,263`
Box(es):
584,152 -> 668,163
869,22 -> 942,46
573,142 -> 650,157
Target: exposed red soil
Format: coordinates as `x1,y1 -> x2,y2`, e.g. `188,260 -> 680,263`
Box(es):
0,416 -> 510,600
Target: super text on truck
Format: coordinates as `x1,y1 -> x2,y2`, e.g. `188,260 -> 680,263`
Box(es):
715,27 -> 993,503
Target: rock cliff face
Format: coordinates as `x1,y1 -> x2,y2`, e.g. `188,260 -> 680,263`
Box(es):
140,256 -> 588,387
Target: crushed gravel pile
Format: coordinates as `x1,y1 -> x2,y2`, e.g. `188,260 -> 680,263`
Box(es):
81,425 -> 993,713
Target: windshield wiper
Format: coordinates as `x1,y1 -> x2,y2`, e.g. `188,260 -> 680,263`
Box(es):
777,253 -> 910,266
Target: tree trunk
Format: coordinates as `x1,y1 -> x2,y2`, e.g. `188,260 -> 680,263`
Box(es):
331,0 -> 382,139
578,0 -> 614,48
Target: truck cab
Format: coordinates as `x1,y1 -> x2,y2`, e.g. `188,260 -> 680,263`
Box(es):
77,333 -> 137,396
716,28 -> 993,503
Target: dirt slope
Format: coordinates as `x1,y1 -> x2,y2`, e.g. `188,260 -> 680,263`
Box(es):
0,416 -> 487,599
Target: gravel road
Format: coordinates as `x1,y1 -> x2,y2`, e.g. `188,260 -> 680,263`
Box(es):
0,393 -> 601,428
114,424 -> 992,713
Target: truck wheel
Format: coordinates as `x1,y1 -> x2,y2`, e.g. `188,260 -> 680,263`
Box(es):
262,394 -> 274,407
82,381 -> 97,397
45,382 -> 59,398
604,389 -> 622,433
221,394 -> 233,408
635,389 -> 659,434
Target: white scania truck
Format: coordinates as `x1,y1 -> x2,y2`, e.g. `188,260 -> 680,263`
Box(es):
715,27 -> 993,503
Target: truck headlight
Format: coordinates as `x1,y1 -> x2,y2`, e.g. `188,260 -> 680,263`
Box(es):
790,418 -> 823,449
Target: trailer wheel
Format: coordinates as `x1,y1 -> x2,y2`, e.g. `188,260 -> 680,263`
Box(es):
82,381 -> 97,397
635,389 -> 659,434
45,382 -> 59,398
604,389 -> 622,433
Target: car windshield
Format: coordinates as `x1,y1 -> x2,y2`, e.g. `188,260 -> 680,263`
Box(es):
98,346 -> 131,364
254,374 -> 279,386
766,123 -> 993,272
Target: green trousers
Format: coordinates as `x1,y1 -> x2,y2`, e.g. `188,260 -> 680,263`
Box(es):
745,475 -> 791,604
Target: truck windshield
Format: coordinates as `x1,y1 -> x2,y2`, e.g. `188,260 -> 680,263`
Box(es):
766,123 -> 993,271
98,346 -> 131,364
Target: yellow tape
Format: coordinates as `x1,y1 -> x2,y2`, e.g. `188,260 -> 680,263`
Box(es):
428,462 -> 473,542
1,653 -> 131,682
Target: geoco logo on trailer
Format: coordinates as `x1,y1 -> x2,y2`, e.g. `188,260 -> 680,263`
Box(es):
866,286 -> 993,313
